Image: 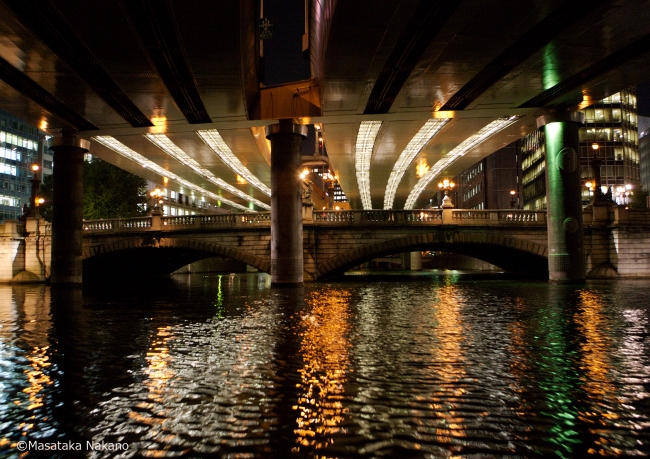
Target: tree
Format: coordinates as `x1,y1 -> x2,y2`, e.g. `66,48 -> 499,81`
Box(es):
38,158 -> 148,221
38,173 -> 53,222
629,187 -> 649,209
82,158 -> 148,219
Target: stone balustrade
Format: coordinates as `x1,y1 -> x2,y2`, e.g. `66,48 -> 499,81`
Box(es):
78,209 -> 549,232
3,206 -> 650,282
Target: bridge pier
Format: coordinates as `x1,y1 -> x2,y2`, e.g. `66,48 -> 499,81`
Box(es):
410,251 -> 423,271
266,120 -> 308,286
537,112 -> 585,283
48,133 -> 90,286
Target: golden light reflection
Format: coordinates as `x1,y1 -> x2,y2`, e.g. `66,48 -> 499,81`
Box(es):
116,326 -> 178,457
293,289 -> 351,452
416,160 -> 429,178
150,109 -> 167,134
575,291 -> 621,456
143,326 -> 175,402
236,174 -> 247,184
430,284 -> 467,442
22,346 -> 53,411
578,90 -> 596,110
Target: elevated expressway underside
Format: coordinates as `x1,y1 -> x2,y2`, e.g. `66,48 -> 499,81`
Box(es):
1,0 -> 650,212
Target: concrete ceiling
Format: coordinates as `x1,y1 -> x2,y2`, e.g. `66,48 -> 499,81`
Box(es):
2,0 -> 650,211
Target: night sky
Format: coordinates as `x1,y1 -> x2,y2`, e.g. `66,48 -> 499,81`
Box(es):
637,81 -> 650,116
261,0 -> 310,86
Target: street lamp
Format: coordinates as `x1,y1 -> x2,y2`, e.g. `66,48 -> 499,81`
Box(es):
25,164 -> 42,217
149,187 -> 165,215
300,168 -> 314,203
437,179 -> 455,208
323,171 -> 338,210
589,143 -> 605,203
510,190 -> 516,209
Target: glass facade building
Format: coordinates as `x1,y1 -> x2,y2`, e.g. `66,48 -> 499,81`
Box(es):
0,110 -> 48,222
639,128 -> 650,193
522,88 -> 640,209
451,142 -> 522,210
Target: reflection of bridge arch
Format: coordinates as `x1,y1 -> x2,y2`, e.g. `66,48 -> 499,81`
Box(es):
315,231 -> 548,280
82,237 -> 270,279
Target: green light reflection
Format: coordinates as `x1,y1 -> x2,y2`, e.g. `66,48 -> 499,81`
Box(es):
543,43 -> 561,91
535,300 -> 582,457
214,275 -> 224,318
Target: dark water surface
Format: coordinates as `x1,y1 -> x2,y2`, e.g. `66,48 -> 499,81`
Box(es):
1,272 -> 649,458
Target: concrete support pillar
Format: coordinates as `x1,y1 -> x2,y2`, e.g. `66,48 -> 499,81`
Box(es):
410,251 -> 423,271
266,120 -> 308,286
48,133 -> 90,285
401,253 -> 411,269
537,112 -> 585,283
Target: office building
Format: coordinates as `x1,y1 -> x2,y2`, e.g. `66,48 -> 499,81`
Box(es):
521,88 -> 640,209
639,127 -> 650,193
0,110 -> 48,222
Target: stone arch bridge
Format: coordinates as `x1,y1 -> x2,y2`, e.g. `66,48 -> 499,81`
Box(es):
82,209 -> 551,281
3,207 -> 650,282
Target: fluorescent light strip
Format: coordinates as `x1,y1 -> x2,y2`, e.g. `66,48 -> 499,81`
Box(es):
144,133 -> 270,210
404,116 -> 522,209
92,136 -> 252,212
383,118 -> 450,209
196,130 -> 271,196
355,121 -> 382,210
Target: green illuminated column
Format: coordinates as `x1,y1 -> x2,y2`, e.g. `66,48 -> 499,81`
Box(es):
266,120 -> 308,286
537,112 -> 585,282
48,133 -> 90,285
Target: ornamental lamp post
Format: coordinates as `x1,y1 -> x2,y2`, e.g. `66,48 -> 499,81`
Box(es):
437,179 -> 455,208
149,187 -> 165,215
590,142 -> 605,202
323,172 -> 338,210
28,164 -> 42,217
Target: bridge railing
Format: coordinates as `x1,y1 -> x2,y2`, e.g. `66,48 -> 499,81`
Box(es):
314,209 -> 545,225
82,212 -> 274,233
314,210 -> 444,223
451,209 -> 546,223
80,209 -> 547,233
83,217 -> 152,231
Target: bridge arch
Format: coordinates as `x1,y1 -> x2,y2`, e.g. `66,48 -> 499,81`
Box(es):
315,231 -> 548,279
82,236 -> 270,279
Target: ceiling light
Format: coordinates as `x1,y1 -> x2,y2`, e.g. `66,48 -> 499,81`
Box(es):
196,129 -> 271,196
383,118 -> 449,209
144,133 -> 270,210
92,136 -> 254,212
404,116 -> 521,209
355,121 -> 382,210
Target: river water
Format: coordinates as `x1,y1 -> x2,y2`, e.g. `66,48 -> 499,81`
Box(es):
0,272 -> 649,458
